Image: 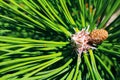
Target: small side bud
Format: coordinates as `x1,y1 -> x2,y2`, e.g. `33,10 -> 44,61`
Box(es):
89,29 -> 108,44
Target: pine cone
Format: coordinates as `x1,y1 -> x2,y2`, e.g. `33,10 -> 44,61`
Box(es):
89,29 -> 108,44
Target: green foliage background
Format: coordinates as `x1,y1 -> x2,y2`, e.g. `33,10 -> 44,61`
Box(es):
0,0 -> 120,80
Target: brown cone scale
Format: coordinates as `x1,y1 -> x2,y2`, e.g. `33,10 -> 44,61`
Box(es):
89,29 -> 108,44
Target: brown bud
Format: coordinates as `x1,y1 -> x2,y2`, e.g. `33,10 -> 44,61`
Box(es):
89,29 -> 108,44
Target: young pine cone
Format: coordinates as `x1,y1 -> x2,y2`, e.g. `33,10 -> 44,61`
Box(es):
89,29 -> 108,44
